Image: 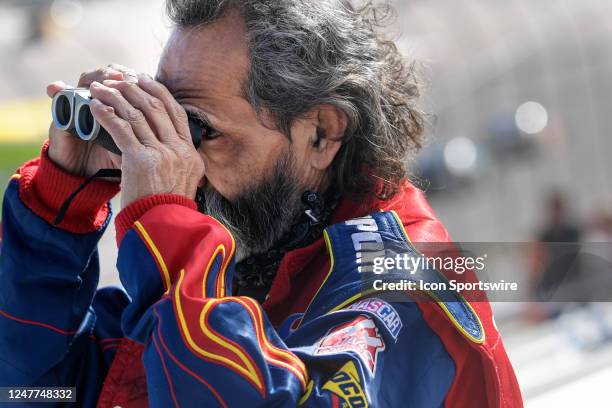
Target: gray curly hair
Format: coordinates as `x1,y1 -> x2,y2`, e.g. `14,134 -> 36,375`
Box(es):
166,0 -> 424,200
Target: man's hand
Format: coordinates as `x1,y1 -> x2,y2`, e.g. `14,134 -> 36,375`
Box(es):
46,67 -> 127,177
88,75 -> 205,209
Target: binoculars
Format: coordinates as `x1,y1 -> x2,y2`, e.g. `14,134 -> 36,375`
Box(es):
51,88 -> 204,155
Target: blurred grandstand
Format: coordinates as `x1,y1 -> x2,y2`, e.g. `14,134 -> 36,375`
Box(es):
1,0 -> 611,405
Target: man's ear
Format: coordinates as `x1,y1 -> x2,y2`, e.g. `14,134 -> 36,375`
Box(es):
309,105 -> 347,171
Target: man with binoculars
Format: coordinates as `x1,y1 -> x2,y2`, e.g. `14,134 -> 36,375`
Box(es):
0,1 -> 521,407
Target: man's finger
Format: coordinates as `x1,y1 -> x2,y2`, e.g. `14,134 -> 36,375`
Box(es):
102,79 -> 178,145
138,75 -> 191,142
89,81 -> 159,147
89,99 -> 141,154
77,67 -> 124,88
46,81 -> 68,98
108,64 -> 139,83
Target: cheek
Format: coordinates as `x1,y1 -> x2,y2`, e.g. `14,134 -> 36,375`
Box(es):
198,135 -> 288,199
197,143 -> 245,199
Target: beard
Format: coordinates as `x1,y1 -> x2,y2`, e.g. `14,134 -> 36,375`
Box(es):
201,150 -> 306,261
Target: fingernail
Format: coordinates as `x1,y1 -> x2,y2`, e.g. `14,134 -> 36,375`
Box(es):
91,81 -> 101,88
91,99 -> 114,114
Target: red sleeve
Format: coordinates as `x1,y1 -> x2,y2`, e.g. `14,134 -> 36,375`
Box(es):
16,140 -> 120,234
115,194 -> 197,245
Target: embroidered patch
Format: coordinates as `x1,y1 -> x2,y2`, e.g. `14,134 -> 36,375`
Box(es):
322,361 -> 369,407
346,298 -> 403,341
315,315 -> 385,375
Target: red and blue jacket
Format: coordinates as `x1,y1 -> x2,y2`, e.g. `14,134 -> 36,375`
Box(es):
0,144 -> 522,407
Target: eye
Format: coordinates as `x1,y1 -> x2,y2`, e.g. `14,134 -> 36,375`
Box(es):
187,112 -> 221,141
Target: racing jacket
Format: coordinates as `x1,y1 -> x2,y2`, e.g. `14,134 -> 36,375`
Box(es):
0,143 -> 522,407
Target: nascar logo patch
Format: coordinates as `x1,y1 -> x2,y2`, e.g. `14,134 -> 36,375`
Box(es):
346,298 -> 403,341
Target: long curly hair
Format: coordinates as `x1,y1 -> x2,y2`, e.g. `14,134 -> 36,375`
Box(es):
166,0 -> 425,200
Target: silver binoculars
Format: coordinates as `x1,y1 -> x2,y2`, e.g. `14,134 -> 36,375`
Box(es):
51,88 -> 204,155
52,89 -> 122,155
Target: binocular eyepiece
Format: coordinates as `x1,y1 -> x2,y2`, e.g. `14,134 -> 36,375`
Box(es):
51,88 -> 204,155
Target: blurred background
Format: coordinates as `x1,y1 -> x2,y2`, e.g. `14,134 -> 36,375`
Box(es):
1,0 -> 611,405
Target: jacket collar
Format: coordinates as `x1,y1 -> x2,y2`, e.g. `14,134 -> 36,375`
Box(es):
262,180 -> 451,315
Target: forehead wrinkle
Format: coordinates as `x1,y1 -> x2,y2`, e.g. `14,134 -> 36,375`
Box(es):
158,60 -> 248,104
155,65 -> 203,98
159,18 -> 250,94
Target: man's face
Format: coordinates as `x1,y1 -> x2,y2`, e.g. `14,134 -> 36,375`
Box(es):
156,12 -> 324,258
157,15 -> 289,200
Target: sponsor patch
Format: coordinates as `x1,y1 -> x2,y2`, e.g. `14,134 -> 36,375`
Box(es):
346,298 -> 403,341
315,315 -> 385,375
322,361 -> 368,407
346,216 -> 385,273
